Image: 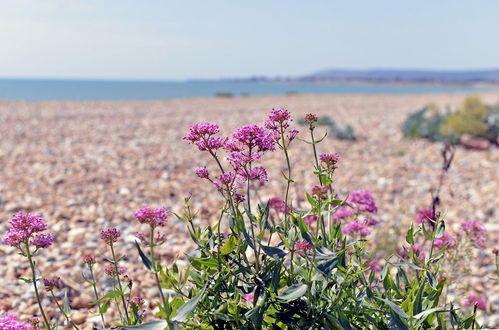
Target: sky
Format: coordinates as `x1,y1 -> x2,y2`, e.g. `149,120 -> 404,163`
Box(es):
1,0 -> 499,80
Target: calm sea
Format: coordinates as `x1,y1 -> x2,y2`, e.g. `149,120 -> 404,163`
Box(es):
0,79 -> 487,101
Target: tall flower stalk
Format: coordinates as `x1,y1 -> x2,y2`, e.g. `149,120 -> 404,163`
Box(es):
83,255 -> 106,328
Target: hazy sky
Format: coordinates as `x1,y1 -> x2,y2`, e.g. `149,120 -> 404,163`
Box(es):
1,0 -> 499,80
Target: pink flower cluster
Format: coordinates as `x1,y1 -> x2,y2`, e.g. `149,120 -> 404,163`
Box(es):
342,220 -> 370,237
269,197 -> 290,215
135,207 -> 170,228
0,313 -> 36,330
195,166 -> 209,179
304,113 -> 318,125
104,264 -> 126,277
296,241 -> 312,255
461,219 -> 487,248
311,185 -> 330,200
433,233 -> 457,249
264,108 -> 292,132
100,227 -> 121,245
319,153 -> 340,171
464,295 -> 487,311
83,255 -> 96,265
2,212 -> 53,249
43,277 -> 62,291
303,215 -> 317,225
183,122 -> 226,152
399,243 -> 426,260
416,208 -> 436,224
334,189 -> 377,221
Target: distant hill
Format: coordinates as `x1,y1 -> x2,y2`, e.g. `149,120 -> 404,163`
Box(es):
302,69 -> 499,83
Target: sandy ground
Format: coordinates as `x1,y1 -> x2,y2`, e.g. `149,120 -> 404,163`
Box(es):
0,93 -> 497,327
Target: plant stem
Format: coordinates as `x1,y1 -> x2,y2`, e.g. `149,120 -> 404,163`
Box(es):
50,291 -> 81,330
310,128 -> 322,186
149,227 -> 169,320
88,265 -> 106,328
25,242 -> 51,330
280,130 -> 293,231
110,243 -> 130,324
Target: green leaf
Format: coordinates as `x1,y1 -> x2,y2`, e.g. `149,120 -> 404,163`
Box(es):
426,271 -> 438,290
18,277 -> 32,283
260,245 -> 287,259
187,256 -> 218,269
135,241 -> 153,271
63,289 -> 72,315
277,284 -> 307,302
171,283 -> 208,322
221,235 -> 237,255
241,225 -> 255,249
406,224 -> 414,245
379,298 -> 408,320
99,300 -> 110,314
93,289 -> 122,304
118,320 -> 168,329
414,307 -> 448,320
317,257 -> 339,275
435,220 -> 445,238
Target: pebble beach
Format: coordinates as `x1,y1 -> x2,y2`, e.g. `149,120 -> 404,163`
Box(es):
0,93 -> 498,327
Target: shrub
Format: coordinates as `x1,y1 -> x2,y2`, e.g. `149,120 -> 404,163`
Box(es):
401,103 -> 447,142
2,109 -> 492,329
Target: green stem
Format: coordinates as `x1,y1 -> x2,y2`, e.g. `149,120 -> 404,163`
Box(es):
88,265 -> 106,328
149,227 -> 169,320
281,130 -> 293,231
310,128 -> 322,186
110,243 -> 130,324
50,291 -> 81,330
25,242 -> 51,330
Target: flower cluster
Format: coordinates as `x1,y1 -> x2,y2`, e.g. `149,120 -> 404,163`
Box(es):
342,220 -> 370,237
304,113 -> 318,128
269,197 -> 290,215
334,189 -> 377,222
434,233 -> 457,249
295,241 -> 312,255
195,166 -> 209,179
135,207 -> 170,228
100,228 -> 121,245
464,295 -> 487,311
460,219 -> 487,248
0,313 -> 36,330
104,264 -> 126,277
83,255 -> 96,265
319,153 -> 340,171
2,212 -> 53,249
183,122 -> 226,152
129,297 -> 146,319
43,277 -> 62,291
416,208 -> 436,224
399,243 -> 426,260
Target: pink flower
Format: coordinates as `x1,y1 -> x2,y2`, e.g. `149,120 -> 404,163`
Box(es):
304,113 -> 318,124
399,243 -> 426,260
0,313 -> 35,330
135,207 -> 170,228
296,241 -> 312,255
347,190 -> 377,213
183,122 -> 226,152
311,185 -> 330,200
461,219 -> 487,248
195,167 -> 209,179
416,208 -> 436,224
231,125 -> 275,153
32,233 -> 54,249
303,215 -> 317,225
434,233 -> 456,249
264,108 -> 291,131
464,295 -> 487,311
104,264 -> 126,277
83,255 -> 96,265
368,258 -> 382,272
100,228 -> 121,245
343,220 -> 370,237
43,277 -> 62,291
364,216 -> 379,226
233,193 -> 246,203
269,197 -> 289,214
286,129 -> 299,141
244,292 -> 255,305
319,153 -> 340,170
333,206 -> 355,222
2,212 -> 50,247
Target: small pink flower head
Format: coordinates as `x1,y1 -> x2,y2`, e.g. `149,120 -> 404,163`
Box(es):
286,129 -> 299,142
333,206 -> 355,222
343,220 -> 370,237
3,212 -> 49,247
319,153 -> 340,171
303,215 -> 317,225
83,255 -> 96,265
32,233 -> 54,249
264,108 -> 291,131
296,241 -> 312,255
195,166 -> 209,179
311,185 -> 330,200
233,193 -> 246,204
43,277 -> 62,291
399,243 -> 425,260
464,295 -> 487,311
232,125 -> 275,153
183,122 -> 226,152
416,208 -> 436,224
493,248 -> 499,255
347,189 -> 377,213
244,292 -> 255,305
135,207 -> 170,228
0,313 -> 35,330
248,166 -> 268,186
433,233 -> 457,249
104,264 -> 126,277
269,197 -> 290,215
364,216 -> 379,227
135,231 -> 148,243
461,219 -> 487,248
368,258 -> 382,273
100,228 -> 121,245
304,113 -> 318,126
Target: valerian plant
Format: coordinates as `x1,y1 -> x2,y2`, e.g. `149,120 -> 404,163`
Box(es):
1,109 -> 491,329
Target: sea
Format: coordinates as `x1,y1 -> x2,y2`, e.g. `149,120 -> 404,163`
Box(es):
0,79 -> 488,101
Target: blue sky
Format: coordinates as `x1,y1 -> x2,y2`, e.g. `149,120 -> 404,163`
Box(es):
1,0 -> 498,80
